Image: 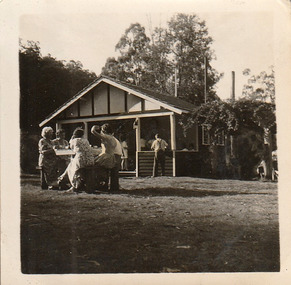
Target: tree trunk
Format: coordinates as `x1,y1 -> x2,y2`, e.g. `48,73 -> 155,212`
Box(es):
230,135 -> 241,179
210,144 -> 218,178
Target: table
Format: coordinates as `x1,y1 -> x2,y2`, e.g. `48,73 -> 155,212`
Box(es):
54,149 -> 75,156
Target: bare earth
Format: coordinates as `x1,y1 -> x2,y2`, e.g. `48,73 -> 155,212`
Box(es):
21,175 -> 279,274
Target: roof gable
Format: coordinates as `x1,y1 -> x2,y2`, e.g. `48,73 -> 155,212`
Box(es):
39,76 -> 197,127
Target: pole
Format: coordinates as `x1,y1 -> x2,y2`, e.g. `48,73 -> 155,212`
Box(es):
204,57 -> 207,103
135,118 -> 141,177
231,71 -> 235,102
55,122 -> 61,132
229,71 -> 238,176
83,121 -> 88,140
174,68 -> 178,97
170,113 -> 176,177
230,71 -> 236,154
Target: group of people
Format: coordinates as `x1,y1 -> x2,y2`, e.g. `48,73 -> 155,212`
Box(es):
38,123 -> 123,193
39,124 -> 169,193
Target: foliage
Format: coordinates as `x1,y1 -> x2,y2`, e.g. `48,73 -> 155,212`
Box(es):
242,66 -> 275,104
183,98 -> 276,179
102,13 -> 223,104
182,100 -> 238,142
102,23 -> 151,85
19,40 -> 97,133
183,99 -> 276,141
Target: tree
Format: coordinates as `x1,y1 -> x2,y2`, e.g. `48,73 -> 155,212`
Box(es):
154,14 -> 222,104
233,100 -> 276,180
19,40 -> 43,131
238,67 -> 276,179
183,100 -> 237,138
242,66 -> 275,104
102,23 -> 151,85
102,57 -> 126,80
182,99 -> 276,180
19,40 -> 97,133
19,40 -> 98,173
102,13 -> 222,104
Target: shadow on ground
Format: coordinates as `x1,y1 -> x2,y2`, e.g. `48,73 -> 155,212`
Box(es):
21,175 -> 272,198
119,188 -> 272,198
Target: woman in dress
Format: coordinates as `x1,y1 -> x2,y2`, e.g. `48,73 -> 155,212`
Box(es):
59,128 -> 94,193
38,127 -> 58,189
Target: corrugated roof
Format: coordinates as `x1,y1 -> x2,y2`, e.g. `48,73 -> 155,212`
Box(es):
39,75 -> 197,127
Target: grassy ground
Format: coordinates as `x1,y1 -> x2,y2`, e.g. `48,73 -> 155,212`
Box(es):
21,175 -> 279,273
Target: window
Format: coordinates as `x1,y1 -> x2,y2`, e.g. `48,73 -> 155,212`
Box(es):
217,131 -> 225,146
202,125 -> 210,145
202,125 -> 225,146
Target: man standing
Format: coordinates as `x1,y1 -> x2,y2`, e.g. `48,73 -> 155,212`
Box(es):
91,124 -> 122,192
151,134 -> 168,177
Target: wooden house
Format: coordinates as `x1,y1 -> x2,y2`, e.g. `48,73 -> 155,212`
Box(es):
40,76 -> 218,177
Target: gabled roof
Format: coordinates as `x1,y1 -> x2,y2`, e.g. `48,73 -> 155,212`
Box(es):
39,75 -> 197,127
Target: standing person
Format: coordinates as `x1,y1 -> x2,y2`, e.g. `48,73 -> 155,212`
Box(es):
52,129 -> 70,177
272,150 -> 278,181
58,128 -> 94,193
257,159 -> 267,180
53,129 -> 69,149
147,138 -> 155,150
38,127 -> 58,189
121,135 -> 129,171
151,134 -> 168,177
91,124 -> 122,192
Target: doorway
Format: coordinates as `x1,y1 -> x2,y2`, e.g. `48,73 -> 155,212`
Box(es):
87,119 -> 136,171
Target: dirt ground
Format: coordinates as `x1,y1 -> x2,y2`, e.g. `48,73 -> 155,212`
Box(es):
21,175 -> 280,274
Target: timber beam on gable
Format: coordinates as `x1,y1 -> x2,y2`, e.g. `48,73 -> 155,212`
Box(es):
57,111 -> 175,125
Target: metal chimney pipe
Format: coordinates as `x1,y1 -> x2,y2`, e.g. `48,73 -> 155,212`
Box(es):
174,68 -> 178,97
204,57 -> 207,103
231,71 -> 235,102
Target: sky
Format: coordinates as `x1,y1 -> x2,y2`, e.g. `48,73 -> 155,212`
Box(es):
18,2 -> 276,101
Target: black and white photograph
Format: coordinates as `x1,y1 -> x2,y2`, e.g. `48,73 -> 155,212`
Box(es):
1,0 -> 291,284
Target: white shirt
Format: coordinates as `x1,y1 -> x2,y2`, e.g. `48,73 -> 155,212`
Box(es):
151,138 -> 168,152
113,137 -> 123,156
